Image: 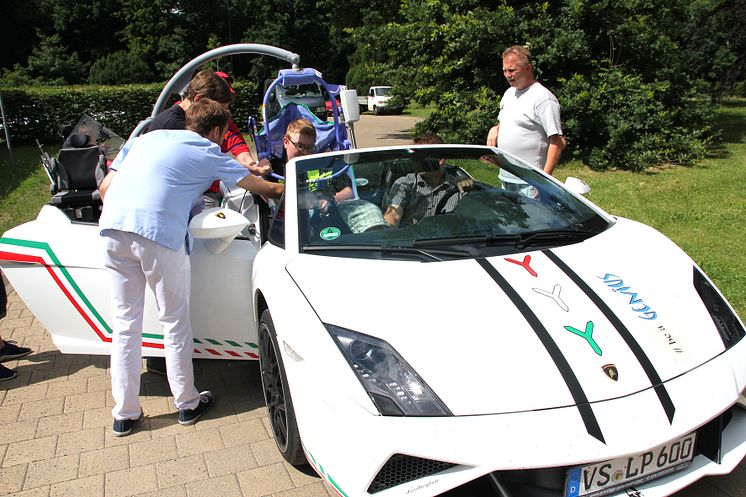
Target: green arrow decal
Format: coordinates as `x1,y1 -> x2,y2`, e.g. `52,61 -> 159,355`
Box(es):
564,321 -> 602,356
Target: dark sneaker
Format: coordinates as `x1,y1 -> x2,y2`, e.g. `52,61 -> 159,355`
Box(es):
0,341 -> 32,362
112,410 -> 143,437
0,363 -> 17,382
178,391 -> 215,425
146,357 -> 167,376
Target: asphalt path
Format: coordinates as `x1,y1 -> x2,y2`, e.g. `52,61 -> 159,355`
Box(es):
348,112 -> 423,148
344,113 -> 746,497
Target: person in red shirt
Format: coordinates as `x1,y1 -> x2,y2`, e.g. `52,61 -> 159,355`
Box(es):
147,69 -> 272,182
214,71 -> 272,178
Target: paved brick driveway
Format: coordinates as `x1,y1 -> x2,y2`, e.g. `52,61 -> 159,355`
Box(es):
0,275 -> 335,497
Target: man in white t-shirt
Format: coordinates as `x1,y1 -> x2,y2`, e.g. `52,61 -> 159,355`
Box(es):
486,45 -> 566,197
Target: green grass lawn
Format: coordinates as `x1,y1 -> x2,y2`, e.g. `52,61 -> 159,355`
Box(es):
2,100 -> 745,318
552,99 -> 746,318
0,145 -> 50,238
403,103 -> 436,119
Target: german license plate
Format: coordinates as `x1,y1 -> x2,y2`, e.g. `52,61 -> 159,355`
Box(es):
565,432 -> 696,497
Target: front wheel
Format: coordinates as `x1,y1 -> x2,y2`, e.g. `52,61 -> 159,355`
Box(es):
258,310 -> 306,465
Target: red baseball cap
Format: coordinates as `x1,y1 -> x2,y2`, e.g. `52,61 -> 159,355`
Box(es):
215,71 -> 235,94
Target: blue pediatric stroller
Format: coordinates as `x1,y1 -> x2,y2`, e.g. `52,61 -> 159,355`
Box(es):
250,68 -> 387,234
249,67 -> 351,180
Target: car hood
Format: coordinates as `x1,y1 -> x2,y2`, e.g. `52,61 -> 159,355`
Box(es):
285,218 -> 731,416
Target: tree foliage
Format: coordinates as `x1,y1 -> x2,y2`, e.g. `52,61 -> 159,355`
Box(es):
0,1 -> 40,72
38,0 -> 126,67
0,85 -> 166,144
13,0 -> 127,85
2,0 -> 405,86
350,0 -> 732,170
1,0 -> 744,169
117,0 -> 235,79
89,52 -> 156,84
24,33 -> 89,85
677,0 -> 745,98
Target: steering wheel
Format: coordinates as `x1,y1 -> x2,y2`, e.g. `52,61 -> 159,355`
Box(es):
435,181 -> 484,215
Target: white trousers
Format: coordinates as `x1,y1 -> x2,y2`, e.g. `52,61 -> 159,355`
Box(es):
103,230 -> 200,420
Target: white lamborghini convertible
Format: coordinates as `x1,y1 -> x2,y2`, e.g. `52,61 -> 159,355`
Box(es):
3,141 -> 746,497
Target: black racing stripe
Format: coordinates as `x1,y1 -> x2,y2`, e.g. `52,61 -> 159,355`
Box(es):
543,249 -> 676,424
476,258 -> 606,444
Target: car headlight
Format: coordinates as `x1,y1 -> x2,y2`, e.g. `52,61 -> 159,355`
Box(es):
693,266 -> 746,349
327,324 -> 451,417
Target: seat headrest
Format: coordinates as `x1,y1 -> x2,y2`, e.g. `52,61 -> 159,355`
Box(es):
58,124 -> 75,141
66,133 -> 90,148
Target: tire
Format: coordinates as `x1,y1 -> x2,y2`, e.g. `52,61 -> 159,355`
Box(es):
373,105 -> 380,115
258,310 -> 306,465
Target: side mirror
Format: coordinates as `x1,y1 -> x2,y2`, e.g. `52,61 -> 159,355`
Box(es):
189,207 -> 250,254
564,176 -> 591,196
340,89 -> 360,123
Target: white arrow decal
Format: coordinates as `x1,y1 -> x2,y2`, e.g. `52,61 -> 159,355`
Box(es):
533,284 -> 570,312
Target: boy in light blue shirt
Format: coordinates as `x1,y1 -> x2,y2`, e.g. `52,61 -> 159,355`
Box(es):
99,99 -> 282,436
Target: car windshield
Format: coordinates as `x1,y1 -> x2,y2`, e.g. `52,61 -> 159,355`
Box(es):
375,87 -> 391,96
291,146 -> 610,260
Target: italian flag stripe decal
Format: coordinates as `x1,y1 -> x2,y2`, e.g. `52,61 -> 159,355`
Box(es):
0,249 -> 112,343
0,237 -> 260,356
1,237 -> 111,332
0,237 -> 165,349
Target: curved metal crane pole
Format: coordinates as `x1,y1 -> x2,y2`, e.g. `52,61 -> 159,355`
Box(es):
129,44 -> 301,138
153,44 -> 300,117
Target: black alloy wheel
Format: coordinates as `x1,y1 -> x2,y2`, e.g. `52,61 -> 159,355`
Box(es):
258,310 -> 306,465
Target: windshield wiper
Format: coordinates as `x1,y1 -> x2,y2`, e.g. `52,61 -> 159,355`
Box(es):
301,244 -> 471,262
411,227 -> 599,249
412,234 -> 521,247
515,227 -> 598,248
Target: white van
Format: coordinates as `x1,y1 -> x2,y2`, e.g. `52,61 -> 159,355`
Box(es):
357,86 -> 404,115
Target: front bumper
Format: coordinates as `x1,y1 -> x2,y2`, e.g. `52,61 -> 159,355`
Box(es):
303,405 -> 746,497
287,348 -> 746,497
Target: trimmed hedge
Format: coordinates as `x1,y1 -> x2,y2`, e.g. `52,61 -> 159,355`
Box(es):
0,84 -> 165,144
0,81 -> 259,145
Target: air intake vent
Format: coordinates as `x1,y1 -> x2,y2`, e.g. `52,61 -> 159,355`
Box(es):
693,266 -> 746,349
367,454 -> 456,494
